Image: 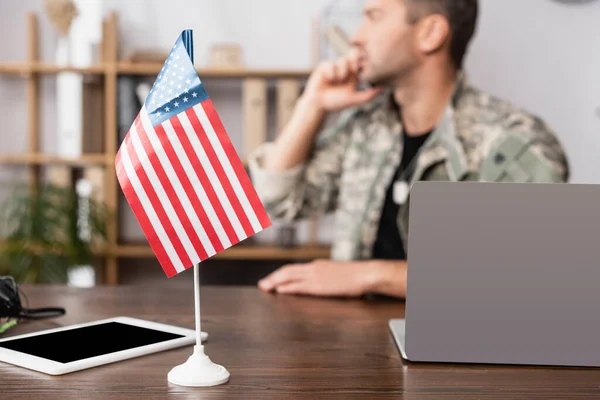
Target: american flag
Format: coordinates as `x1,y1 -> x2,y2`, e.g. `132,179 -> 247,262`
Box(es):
116,31 -> 271,278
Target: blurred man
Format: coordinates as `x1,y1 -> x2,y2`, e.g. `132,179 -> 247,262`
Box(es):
249,0 -> 569,299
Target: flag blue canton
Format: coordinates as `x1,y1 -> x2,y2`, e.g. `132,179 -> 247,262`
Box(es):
145,33 -> 209,127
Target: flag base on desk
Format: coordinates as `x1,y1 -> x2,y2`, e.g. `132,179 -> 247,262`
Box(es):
167,345 -> 230,387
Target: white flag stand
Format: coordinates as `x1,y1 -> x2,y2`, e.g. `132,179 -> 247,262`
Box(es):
167,263 -> 230,386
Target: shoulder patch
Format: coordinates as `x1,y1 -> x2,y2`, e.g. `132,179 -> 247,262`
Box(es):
480,134 -> 532,182
480,133 -> 565,183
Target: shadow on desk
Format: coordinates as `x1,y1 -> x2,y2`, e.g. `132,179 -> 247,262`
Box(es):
118,258 -> 284,287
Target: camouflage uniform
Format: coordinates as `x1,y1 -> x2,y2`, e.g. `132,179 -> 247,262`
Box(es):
248,74 -> 570,261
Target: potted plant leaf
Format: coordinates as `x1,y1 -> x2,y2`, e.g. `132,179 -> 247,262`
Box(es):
0,180 -> 108,285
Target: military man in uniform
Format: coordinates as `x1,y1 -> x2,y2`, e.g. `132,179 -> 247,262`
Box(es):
249,0 -> 569,299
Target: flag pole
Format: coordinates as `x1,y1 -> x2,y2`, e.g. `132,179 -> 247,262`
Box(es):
167,30 -> 229,386
182,29 -> 202,350
194,262 -> 202,348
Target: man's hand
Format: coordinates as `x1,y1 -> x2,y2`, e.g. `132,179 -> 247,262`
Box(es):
258,259 -> 374,297
263,52 -> 381,172
303,52 -> 382,112
257,259 -> 407,298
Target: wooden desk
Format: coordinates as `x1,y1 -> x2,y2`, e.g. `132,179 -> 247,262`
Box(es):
2,285 -> 600,399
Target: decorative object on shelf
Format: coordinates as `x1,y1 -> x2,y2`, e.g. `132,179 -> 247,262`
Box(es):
276,223 -> 297,249
45,0 -> 103,170
317,0 -> 363,61
243,78 -> 268,159
324,24 -> 352,57
67,179 -> 95,287
123,50 -> 171,64
209,44 -> 243,68
45,0 -> 80,187
45,0 -> 103,65
44,0 -> 78,66
0,183 -> 107,285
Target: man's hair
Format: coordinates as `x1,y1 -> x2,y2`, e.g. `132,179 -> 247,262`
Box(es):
406,0 -> 478,70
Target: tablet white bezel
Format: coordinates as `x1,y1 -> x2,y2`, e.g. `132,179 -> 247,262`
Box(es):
0,316 -> 206,375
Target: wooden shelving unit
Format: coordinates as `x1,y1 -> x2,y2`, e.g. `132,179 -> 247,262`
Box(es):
0,153 -> 108,166
111,244 -> 330,260
117,62 -> 312,78
0,62 -> 106,75
0,11 -> 330,285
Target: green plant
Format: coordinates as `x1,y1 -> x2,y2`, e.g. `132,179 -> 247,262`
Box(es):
0,182 -> 108,284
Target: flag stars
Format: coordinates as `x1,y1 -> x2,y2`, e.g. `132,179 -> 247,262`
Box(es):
183,97 -> 188,102
185,79 -> 191,85
157,111 -> 162,117
174,101 -> 179,107
165,106 -> 170,112
192,92 -> 197,98
177,84 -> 182,89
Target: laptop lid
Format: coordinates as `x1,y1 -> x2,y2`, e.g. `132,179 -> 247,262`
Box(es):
403,181 -> 600,367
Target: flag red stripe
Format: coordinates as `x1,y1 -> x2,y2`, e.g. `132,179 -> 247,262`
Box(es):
185,107 -> 255,238
152,121 -> 218,256
117,140 -> 179,277
201,99 -> 272,231
170,115 -> 240,246
131,118 -> 194,268
116,147 -> 178,277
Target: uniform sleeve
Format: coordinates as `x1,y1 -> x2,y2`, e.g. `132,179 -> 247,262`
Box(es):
479,127 -> 570,184
248,109 -> 357,222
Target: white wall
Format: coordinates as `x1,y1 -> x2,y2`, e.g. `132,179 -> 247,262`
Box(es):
0,0 -> 598,244
465,0 -> 600,184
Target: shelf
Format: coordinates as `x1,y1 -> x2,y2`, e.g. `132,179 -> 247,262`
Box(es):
112,243 -> 331,260
0,153 -> 109,166
0,62 -> 106,75
0,241 -> 330,261
117,62 -> 312,79
0,61 -> 312,79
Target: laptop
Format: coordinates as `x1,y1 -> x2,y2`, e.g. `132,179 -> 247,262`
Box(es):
389,181 -> 600,367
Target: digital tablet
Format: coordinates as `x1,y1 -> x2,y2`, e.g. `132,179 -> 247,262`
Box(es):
0,316 -> 206,375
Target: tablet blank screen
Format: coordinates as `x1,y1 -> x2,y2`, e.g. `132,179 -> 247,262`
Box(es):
0,322 -> 185,363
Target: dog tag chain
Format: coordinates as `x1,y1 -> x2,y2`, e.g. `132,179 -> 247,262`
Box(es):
392,144 -> 424,206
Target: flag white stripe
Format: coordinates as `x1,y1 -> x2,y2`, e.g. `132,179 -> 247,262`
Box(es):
162,118 -> 229,251
193,103 -> 262,233
178,111 -> 247,241
119,145 -> 185,273
133,115 -> 200,263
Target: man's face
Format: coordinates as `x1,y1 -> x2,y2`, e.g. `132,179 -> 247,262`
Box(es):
352,0 -> 419,86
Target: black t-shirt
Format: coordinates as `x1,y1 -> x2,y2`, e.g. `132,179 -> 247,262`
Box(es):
371,129 -> 432,260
